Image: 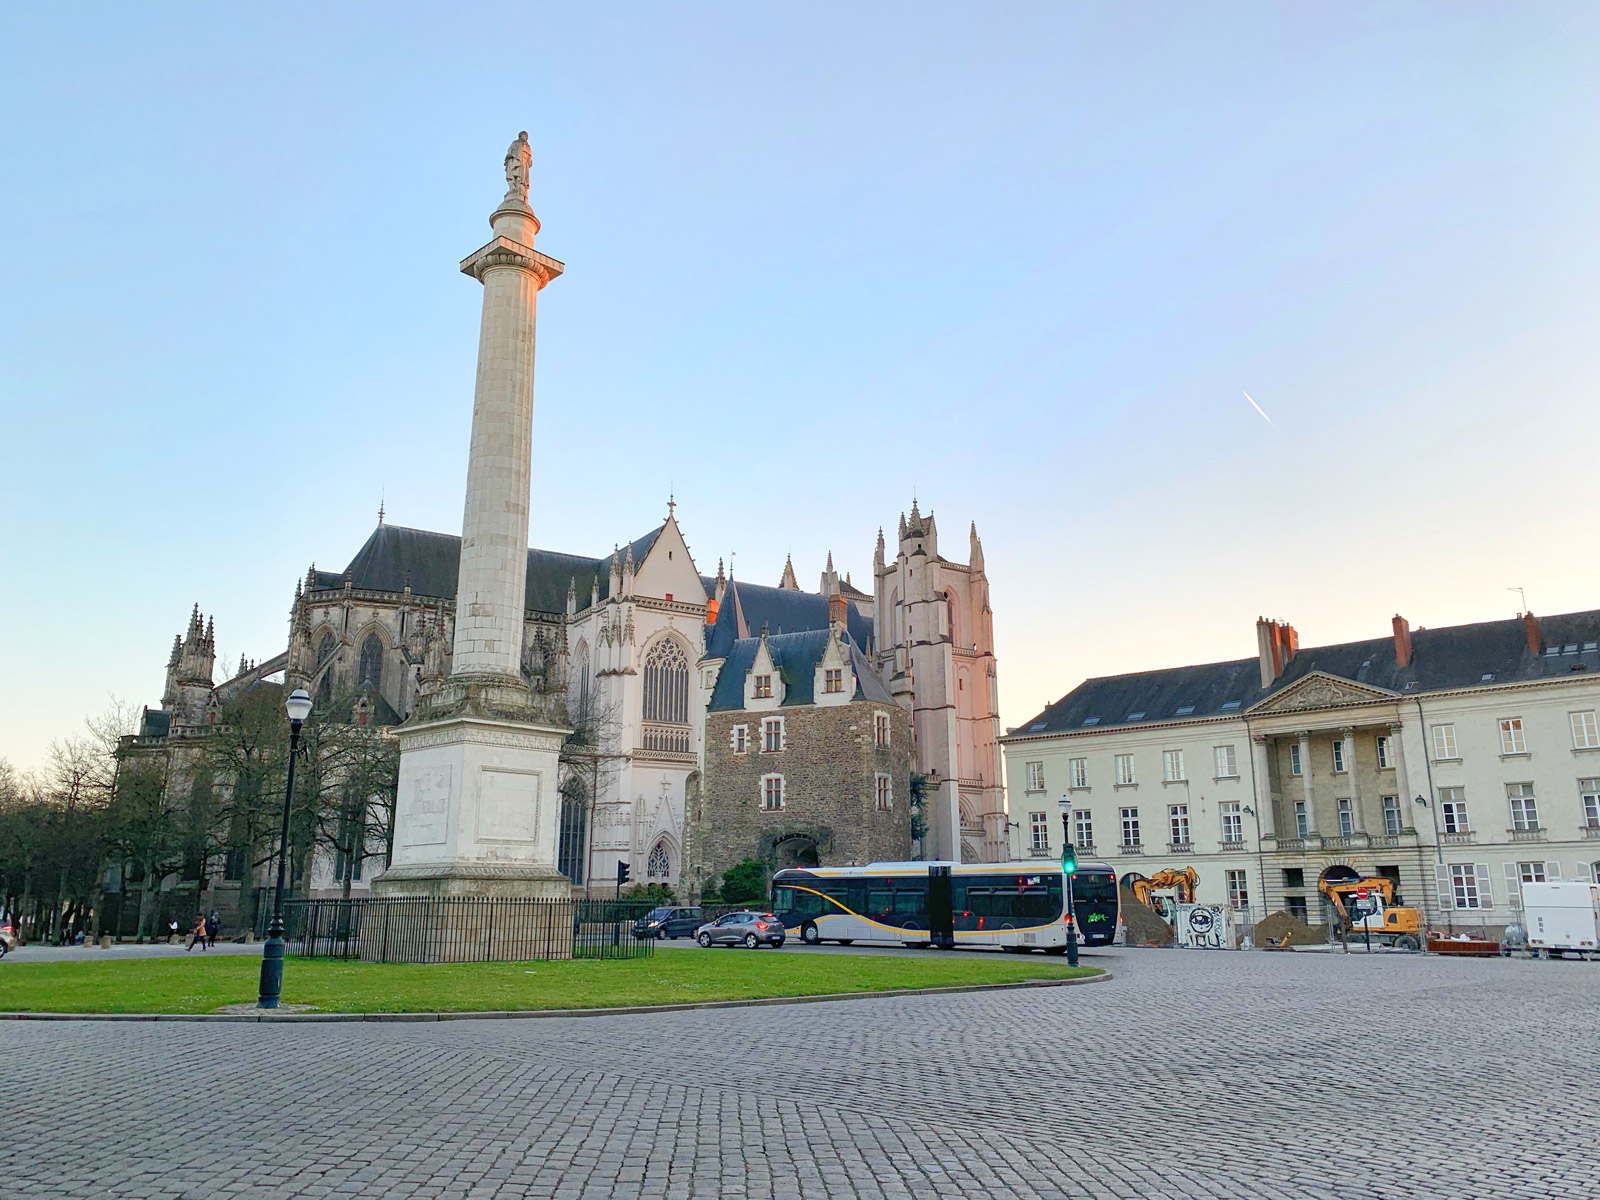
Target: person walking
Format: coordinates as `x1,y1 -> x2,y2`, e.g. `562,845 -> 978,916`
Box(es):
185,914 -> 209,952
205,911 -> 220,949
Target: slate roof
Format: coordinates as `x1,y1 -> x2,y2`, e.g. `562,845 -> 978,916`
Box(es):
707,629 -> 896,712
319,523 -> 665,617
704,577 -> 875,660
1008,609 -> 1600,738
138,708 -> 171,739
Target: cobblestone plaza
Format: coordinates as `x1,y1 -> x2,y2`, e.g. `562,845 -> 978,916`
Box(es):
3,948 -> 1596,1199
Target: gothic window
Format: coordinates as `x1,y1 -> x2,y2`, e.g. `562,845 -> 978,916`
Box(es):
317,633 -> 337,664
945,590 -> 958,643
643,639 -> 689,724
647,840 -> 672,879
557,778 -> 588,885
358,633 -> 384,690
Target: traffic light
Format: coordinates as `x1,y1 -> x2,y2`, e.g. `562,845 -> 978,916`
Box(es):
616,861 -> 632,888
1060,842 -> 1077,876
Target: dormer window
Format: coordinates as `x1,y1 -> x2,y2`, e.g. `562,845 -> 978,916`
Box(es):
823,668 -> 843,694
754,674 -> 772,699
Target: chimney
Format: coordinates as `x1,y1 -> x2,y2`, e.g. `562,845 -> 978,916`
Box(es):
1392,614 -> 1413,668
1256,617 -> 1274,688
827,570 -> 847,629
1524,611 -> 1542,656
1256,616 -> 1298,688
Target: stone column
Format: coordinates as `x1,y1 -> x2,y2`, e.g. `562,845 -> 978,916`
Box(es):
1250,735 -> 1277,838
1298,731 -> 1318,835
1341,725 -> 1366,834
1389,721 -> 1411,831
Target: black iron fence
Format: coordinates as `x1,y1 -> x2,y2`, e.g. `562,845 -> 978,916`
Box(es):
277,897 -> 657,963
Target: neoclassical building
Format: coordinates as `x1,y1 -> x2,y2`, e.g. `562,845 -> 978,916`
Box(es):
1001,608 -> 1600,935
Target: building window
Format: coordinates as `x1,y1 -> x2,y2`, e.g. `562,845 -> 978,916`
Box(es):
1381,795 -> 1401,836
1075,809 -> 1094,847
1293,799 -> 1308,837
647,840 -> 672,879
1214,745 -> 1237,778
1226,869 -> 1249,908
1440,787 -> 1469,834
1115,754 -> 1136,786
1507,783 -> 1539,831
1432,724 -> 1458,761
358,632 -> 384,690
1499,718 -> 1527,755
1375,735 -> 1392,769
753,674 -> 772,699
1337,798 -> 1355,837
1120,807 -> 1140,847
1285,895 -> 1308,922
875,773 -> 893,811
874,712 -> 890,747
761,775 -> 785,810
1449,863 -> 1484,909
1572,711 -> 1600,750
1029,811 -> 1049,851
763,718 -> 784,753
1282,867 -> 1305,889
1290,743 -> 1302,776
1163,750 -> 1185,783
1168,804 -> 1190,846
731,725 -> 748,754
823,668 -> 843,694
1219,801 -> 1242,843
1331,739 -> 1346,774
1518,861 -> 1547,885
643,639 -> 690,724
1069,757 -> 1088,789
1581,779 -> 1600,829
1025,761 -> 1045,792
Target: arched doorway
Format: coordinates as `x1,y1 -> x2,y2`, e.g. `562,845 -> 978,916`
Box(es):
772,835 -> 819,869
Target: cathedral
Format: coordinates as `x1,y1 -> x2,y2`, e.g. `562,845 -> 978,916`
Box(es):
134,498 -> 1008,899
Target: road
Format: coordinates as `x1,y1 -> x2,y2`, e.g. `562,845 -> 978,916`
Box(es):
2,947 -> 1596,1199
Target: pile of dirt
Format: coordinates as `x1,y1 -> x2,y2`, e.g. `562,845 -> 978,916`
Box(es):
1254,910 -> 1324,948
1118,886 -> 1173,947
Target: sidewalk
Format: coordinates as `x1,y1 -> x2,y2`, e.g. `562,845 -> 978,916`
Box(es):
1,941 -> 263,964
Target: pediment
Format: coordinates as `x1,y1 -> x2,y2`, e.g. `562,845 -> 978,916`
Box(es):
1248,671 -> 1396,715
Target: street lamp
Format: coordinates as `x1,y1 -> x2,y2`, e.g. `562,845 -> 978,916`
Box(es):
259,688 -> 313,1009
1056,797 -> 1079,967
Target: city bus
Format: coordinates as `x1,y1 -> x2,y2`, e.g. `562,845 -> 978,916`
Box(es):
769,860 -> 1120,951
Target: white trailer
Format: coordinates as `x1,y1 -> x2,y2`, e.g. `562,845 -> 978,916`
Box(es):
1521,882 -> 1600,959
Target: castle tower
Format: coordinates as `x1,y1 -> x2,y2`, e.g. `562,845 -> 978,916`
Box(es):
376,133 -> 574,916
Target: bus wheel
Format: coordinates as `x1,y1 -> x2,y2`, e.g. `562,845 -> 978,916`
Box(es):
801,923 -> 821,946
1044,946 -> 1068,956
836,939 -> 854,946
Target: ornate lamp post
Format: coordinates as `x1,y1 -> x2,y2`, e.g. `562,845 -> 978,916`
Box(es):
1056,797 -> 1079,967
258,688 -> 313,1009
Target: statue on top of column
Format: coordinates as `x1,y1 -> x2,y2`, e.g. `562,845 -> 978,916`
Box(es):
504,130 -> 531,203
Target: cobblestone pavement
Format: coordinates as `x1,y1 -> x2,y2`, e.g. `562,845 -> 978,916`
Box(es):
3,948 -> 1596,1199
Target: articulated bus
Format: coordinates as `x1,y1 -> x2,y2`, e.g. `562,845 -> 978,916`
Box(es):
769,860 -> 1120,952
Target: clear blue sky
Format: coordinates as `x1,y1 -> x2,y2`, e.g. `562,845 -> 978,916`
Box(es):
3,3 -> 1597,770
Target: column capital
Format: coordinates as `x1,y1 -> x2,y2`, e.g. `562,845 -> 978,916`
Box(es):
1339,724 -> 1356,737
460,236 -> 565,287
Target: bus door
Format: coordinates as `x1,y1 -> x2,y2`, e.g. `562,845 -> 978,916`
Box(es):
928,866 -> 955,949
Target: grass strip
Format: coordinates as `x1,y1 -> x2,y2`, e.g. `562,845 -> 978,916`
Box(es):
0,952 -> 1100,1015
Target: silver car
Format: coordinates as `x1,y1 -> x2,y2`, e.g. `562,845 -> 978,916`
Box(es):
695,910 -> 785,949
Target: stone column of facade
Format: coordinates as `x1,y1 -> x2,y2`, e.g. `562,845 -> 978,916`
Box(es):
1297,731 -> 1318,836
374,135 -> 575,933
1341,725 -> 1366,834
1389,721 -> 1412,830
1250,735 -> 1277,839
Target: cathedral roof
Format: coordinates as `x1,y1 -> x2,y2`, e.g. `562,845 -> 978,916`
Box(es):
330,523 -> 664,617
703,577 -> 874,660
707,629 -> 894,712
1007,608 -> 1600,739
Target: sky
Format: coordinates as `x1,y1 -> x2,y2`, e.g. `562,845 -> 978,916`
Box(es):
2,3 -> 1598,771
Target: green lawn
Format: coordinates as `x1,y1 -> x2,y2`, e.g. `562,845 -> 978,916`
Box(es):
0,952 -> 1100,1015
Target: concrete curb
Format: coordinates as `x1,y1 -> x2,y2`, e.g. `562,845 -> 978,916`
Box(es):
0,969 -> 1110,1023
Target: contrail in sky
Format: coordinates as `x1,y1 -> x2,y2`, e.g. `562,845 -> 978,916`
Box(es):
1243,391 -> 1273,425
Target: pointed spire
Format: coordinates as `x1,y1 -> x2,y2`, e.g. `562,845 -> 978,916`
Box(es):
898,512 -> 907,540
969,520 -> 984,572
910,497 -> 921,521
204,616 -> 214,645
378,491 -> 385,525
778,555 -> 799,591
168,634 -> 182,667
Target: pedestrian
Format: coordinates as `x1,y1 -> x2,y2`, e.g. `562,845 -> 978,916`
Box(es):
185,914 -> 208,952
205,911 -> 220,948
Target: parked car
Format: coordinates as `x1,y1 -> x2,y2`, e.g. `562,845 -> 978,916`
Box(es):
631,906 -> 705,940
0,921 -> 17,957
695,911 -> 785,949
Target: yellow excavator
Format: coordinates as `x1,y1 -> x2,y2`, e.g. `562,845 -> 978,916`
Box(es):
1317,876 -> 1423,951
1129,868 -> 1200,924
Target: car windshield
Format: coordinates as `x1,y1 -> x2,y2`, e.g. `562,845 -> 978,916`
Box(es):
646,907 -> 673,919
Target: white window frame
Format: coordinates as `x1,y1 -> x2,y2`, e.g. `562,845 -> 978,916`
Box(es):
1507,783 -> 1539,831
1290,743 -> 1303,776
1293,799 -> 1308,837
1432,723 -> 1458,761
1449,863 -> 1485,909
1375,735 -> 1392,769
1119,807 -> 1140,847
1331,739 -> 1346,774
762,716 -> 785,753
753,674 -> 772,699
761,773 -> 785,810
1381,794 -> 1401,836
1029,811 -> 1049,851
874,711 -> 890,748
1163,749 -> 1185,783
1115,754 -> 1136,786
823,668 -> 843,695
1214,745 -> 1237,779
1074,809 -> 1094,847
1219,801 -> 1242,844
1068,757 -> 1088,789
731,724 -> 748,754
1337,797 -> 1355,837
1499,717 -> 1528,755
1518,861 -> 1547,884
1025,761 -> 1045,792
874,772 -> 892,811
1440,787 -> 1469,834
1225,868 -> 1249,909
1168,804 -> 1190,846
1571,711 -> 1600,750
1581,779 -> 1600,829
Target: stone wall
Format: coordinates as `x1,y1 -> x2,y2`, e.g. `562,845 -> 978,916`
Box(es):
694,700 -> 914,889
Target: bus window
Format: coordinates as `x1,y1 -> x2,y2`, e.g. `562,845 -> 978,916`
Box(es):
823,887 -> 850,910
892,890 -> 922,916
966,888 -> 993,917
866,890 -> 892,917
772,887 -> 797,911
794,889 -> 826,916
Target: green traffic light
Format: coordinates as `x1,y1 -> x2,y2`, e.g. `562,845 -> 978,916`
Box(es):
1061,844 -> 1077,875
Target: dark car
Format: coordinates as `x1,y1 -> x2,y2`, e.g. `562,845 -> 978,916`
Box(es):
631,906 -> 705,940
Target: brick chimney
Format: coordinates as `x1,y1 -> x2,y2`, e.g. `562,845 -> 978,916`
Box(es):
1524,611 -> 1542,656
1256,617 -> 1299,687
1392,614 -> 1413,668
